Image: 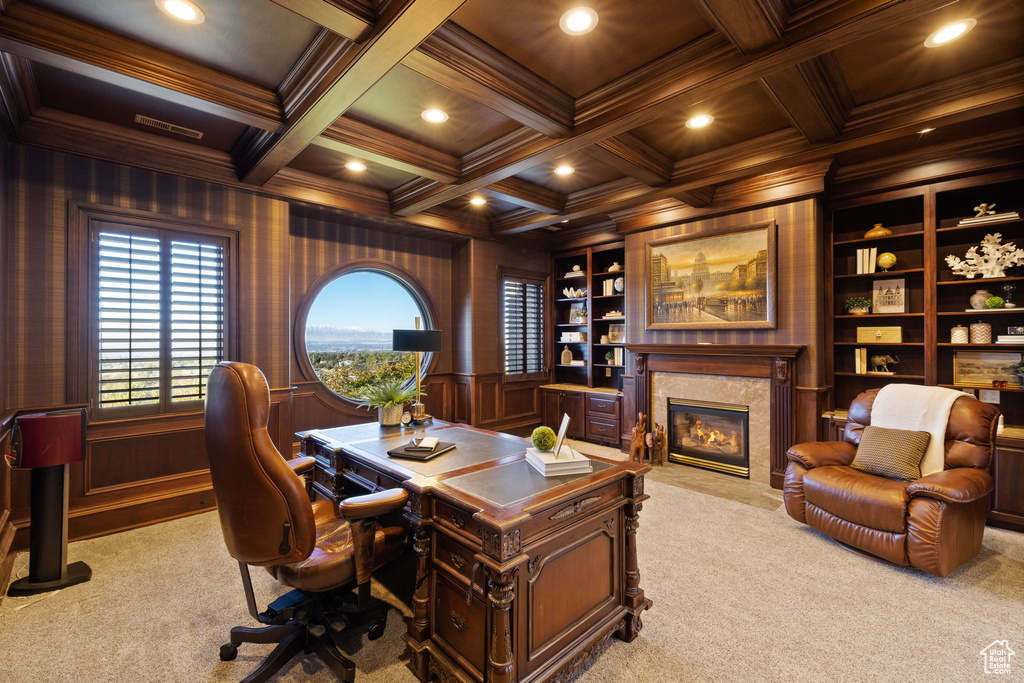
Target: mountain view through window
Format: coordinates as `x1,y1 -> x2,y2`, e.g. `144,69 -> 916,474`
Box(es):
304,270 -> 426,399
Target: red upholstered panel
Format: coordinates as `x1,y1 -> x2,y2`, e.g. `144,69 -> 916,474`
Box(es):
15,411 -> 83,467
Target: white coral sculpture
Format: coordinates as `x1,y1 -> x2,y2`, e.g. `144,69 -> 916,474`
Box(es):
945,232 -> 1024,279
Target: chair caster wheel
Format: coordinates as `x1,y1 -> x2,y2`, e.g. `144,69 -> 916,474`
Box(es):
367,621 -> 386,640
220,643 -> 238,661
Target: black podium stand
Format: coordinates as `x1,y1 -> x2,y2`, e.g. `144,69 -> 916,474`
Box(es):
7,409 -> 91,597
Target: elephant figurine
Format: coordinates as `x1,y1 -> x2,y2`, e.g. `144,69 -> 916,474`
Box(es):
870,354 -> 900,373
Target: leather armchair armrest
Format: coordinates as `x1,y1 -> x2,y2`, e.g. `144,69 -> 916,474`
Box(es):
907,468 -> 993,503
786,441 -> 855,469
286,455 -> 316,476
339,488 -> 410,520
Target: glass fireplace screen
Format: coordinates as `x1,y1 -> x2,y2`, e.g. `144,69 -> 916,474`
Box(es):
668,398 -> 749,478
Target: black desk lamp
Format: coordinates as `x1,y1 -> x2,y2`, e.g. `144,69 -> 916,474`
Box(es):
393,318 -> 442,423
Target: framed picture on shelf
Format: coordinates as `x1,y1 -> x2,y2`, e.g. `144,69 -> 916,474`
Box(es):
608,323 -> 625,343
872,278 -> 907,314
952,350 -> 1021,387
569,302 -> 587,324
645,221 -> 776,330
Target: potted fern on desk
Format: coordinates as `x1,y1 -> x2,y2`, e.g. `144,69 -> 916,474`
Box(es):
356,378 -> 418,426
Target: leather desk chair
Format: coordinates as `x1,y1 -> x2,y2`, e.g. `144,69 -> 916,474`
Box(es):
204,361 -> 408,682
784,388 -> 998,577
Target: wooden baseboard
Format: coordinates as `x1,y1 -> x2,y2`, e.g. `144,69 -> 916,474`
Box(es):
11,485 -> 218,551
0,510 -> 18,604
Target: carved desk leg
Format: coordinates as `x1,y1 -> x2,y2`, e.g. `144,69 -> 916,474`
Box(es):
619,501 -> 650,642
405,525 -> 432,680
487,569 -> 516,683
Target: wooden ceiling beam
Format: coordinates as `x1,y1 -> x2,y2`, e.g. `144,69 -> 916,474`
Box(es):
760,53 -> 853,143
234,0 -> 466,186
317,116 -> 460,183
0,3 -> 283,131
19,107 -> 488,240
270,0 -> 376,41
491,60 -> 1024,235
669,185 -> 717,207
693,0 -> 788,54
485,177 -> 565,214
390,0 -> 950,217
402,23 -> 574,137
0,53 -> 37,142
583,133 -> 673,186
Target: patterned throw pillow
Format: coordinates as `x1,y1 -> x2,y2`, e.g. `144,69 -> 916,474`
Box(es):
850,425 -> 931,481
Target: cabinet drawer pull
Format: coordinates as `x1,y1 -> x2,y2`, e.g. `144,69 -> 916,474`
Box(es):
451,512 -> 466,529
450,610 -> 466,629
450,551 -> 466,569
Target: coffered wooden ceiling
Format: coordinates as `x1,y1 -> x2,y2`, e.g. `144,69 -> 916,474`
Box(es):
0,0 -> 1021,245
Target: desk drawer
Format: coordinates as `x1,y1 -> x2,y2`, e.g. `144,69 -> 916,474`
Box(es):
342,458 -> 403,492
434,533 -> 478,586
434,572 -> 486,675
586,394 -> 620,420
586,417 -> 620,444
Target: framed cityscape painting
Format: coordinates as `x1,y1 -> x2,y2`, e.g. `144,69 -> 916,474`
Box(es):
646,221 -> 777,330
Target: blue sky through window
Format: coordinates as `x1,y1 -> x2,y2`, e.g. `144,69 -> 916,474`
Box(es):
306,271 -> 425,342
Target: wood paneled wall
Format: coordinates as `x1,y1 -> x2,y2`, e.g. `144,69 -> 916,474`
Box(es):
1,142 -> 13,585
288,212 -> 455,433
623,198 -> 828,443
4,146 -> 291,548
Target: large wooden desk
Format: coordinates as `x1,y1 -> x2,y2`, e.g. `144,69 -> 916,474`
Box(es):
298,421 -> 651,683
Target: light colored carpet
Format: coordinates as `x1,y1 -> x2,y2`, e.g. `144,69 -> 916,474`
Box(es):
1,480 -> 1022,682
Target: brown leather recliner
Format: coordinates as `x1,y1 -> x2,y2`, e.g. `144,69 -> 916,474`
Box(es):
784,388 -> 999,577
204,361 -> 408,682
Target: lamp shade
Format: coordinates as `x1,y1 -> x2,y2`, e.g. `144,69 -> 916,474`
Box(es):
14,410 -> 86,468
393,329 -> 442,353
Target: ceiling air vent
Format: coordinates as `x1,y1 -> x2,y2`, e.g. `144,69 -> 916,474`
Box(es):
134,114 -> 203,140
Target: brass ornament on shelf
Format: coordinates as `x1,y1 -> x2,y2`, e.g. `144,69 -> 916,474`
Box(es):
863,223 -> 893,239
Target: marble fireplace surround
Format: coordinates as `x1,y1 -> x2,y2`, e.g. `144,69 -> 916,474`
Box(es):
627,345 -> 804,489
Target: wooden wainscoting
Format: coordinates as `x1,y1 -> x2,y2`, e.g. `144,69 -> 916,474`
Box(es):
452,373 -> 546,433
9,387 -> 293,551
0,411 -> 17,595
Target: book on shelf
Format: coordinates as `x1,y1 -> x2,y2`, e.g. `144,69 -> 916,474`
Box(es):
568,360 -> 586,366
869,247 -> 877,273
564,271 -> 586,278
854,347 -> 868,374
613,347 -> 624,366
856,248 -> 863,274
866,370 -> 895,375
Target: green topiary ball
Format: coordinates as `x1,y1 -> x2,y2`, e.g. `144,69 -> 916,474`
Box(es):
531,426 -> 556,451
986,296 -> 1005,308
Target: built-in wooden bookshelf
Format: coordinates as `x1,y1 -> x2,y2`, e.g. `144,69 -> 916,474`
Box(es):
828,171 -> 1024,426
552,242 -> 626,390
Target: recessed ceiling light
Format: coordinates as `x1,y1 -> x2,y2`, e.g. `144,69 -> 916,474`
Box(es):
345,161 -> 367,172
469,196 -> 486,206
554,165 -> 575,176
560,7 -> 598,35
917,128 -> 935,134
924,18 -> 976,47
421,109 -> 449,123
685,114 -> 714,129
156,0 -> 205,24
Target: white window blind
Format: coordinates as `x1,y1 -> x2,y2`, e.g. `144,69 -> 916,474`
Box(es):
503,277 -> 545,376
96,228 -> 226,411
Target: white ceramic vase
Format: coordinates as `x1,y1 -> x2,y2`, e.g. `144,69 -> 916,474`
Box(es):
970,289 -> 991,310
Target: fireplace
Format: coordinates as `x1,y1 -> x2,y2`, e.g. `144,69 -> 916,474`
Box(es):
668,398 -> 749,478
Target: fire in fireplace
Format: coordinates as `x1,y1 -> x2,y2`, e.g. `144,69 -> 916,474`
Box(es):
668,398 -> 749,477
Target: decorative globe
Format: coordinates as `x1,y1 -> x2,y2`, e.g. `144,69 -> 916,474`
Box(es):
986,296 -> 1005,309
876,252 -> 897,271
531,426 -> 556,452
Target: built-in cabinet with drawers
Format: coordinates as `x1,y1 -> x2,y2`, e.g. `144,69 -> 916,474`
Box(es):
540,386 -> 622,447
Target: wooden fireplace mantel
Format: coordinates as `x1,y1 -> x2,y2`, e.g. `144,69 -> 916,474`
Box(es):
626,344 -> 805,488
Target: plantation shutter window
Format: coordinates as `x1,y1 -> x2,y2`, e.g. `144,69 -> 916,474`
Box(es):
503,275 -> 545,378
94,223 -> 229,414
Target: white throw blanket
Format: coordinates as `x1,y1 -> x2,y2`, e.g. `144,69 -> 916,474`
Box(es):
869,384 -> 967,477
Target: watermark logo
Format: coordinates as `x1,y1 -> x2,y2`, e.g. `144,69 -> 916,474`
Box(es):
980,640 -> 1015,675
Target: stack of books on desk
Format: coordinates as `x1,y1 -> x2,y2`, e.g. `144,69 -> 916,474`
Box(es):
526,446 -> 592,476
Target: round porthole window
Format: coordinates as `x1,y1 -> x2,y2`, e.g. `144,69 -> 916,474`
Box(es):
303,269 -> 430,400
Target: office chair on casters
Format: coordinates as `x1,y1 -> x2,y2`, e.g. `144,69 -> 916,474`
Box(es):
204,362 -> 409,682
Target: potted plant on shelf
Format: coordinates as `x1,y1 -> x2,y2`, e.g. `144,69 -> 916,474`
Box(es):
844,296 -> 872,315
356,378 -> 418,426
1011,359 -> 1024,388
